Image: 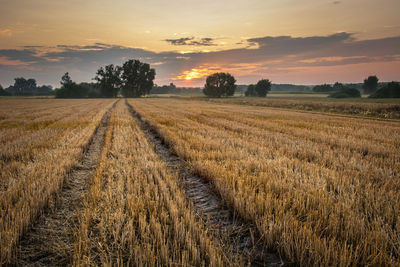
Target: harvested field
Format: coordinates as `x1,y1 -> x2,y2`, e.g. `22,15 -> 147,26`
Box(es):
0,99 -> 115,264
202,96 -> 400,119
1,97 -> 399,266
126,100 -> 283,266
15,100 -> 116,265
73,100 -> 236,266
128,98 -> 400,266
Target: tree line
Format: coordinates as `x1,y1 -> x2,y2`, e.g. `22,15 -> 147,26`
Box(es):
56,59 -> 155,98
1,62 -> 399,98
0,78 -> 53,96
311,75 -> 400,98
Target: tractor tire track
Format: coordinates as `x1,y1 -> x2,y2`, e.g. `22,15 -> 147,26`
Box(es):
14,100 -> 118,266
125,100 -> 284,267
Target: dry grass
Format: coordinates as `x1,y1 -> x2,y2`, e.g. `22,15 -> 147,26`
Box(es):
129,98 -> 400,266
73,100 -> 233,266
2,97 -> 399,266
0,99 -> 115,264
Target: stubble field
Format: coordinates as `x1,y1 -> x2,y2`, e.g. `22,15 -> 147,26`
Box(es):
0,98 -> 399,266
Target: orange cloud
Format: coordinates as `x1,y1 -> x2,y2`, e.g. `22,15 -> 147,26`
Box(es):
172,62 -> 265,85
0,56 -> 31,66
0,29 -> 12,36
173,66 -> 220,82
299,56 -> 367,64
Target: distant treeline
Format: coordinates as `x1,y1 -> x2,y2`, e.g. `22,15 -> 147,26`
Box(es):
0,78 -> 54,96
233,84 -> 311,93
151,83 -> 202,95
1,71 -> 399,99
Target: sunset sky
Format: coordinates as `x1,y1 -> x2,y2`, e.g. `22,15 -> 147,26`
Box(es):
0,0 -> 400,87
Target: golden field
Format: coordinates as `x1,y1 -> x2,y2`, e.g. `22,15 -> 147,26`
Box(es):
73,100 -> 233,266
0,97 -> 399,266
0,99 -> 115,263
129,98 -> 400,266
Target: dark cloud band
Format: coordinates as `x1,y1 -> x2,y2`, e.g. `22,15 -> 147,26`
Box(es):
165,37 -> 217,46
0,32 -> 399,86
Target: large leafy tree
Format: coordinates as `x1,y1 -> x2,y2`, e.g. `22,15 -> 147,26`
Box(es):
10,78 -> 37,96
60,72 -> 73,87
363,75 -> 379,94
203,72 -> 236,97
121,60 -> 155,97
255,79 -> 271,97
94,64 -> 122,98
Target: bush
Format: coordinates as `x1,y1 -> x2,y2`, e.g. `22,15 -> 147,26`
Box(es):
369,81 -> 400,98
329,87 -> 361,98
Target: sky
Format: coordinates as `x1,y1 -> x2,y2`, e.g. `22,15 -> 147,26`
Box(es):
0,0 -> 400,87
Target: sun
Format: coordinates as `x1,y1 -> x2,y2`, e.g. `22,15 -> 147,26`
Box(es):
184,71 -> 199,81
178,67 -> 214,82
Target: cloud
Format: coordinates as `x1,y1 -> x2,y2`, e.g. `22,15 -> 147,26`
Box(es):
0,29 -> 12,36
165,37 -> 218,46
0,32 -> 399,86
0,56 -> 31,67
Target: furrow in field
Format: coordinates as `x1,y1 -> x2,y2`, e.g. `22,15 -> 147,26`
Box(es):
125,100 -> 284,266
14,100 -> 117,266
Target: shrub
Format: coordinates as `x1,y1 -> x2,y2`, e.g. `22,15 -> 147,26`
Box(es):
369,81 -> 400,98
329,87 -> 361,98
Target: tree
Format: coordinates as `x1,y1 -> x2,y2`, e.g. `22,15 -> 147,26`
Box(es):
61,72 -> 73,87
8,78 -> 37,95
203,72 -> 236,97
363,75 -> 379,94
255,79 -> 271,97
120,60 -> 155,98
55,73 -> 89,98
245,84 -> 256,96
94,64 -> 121,98
369,81 -> 400,98
3,78 -> 53,96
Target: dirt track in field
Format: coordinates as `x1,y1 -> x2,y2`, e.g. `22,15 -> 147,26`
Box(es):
14,101 -> 117,266
126,100 -> 284,266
